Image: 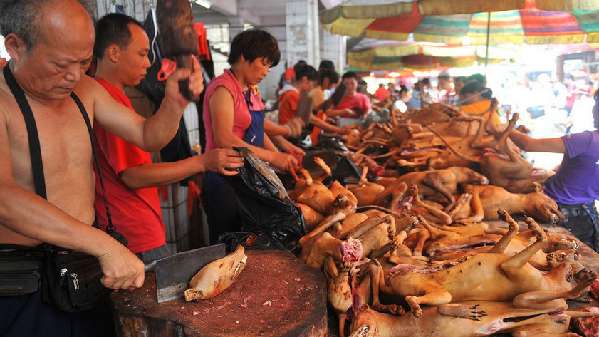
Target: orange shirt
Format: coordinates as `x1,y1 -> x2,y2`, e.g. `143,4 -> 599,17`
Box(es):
278,89 -> 300,125
460,99 -> 501,126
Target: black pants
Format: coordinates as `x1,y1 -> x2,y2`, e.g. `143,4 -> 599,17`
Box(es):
0,291 -> 115,337
558,202 -> 599,252
202,172 -> 242,244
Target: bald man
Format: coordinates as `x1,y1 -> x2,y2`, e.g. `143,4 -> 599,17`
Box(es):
0,1 -> 203,336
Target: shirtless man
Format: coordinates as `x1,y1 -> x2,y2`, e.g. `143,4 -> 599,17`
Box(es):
0,1 -> 203,335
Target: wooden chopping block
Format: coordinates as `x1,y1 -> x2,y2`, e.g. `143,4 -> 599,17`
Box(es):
112,250 -> 327,337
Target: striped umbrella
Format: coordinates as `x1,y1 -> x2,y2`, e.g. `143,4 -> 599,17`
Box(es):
347,38 -> 515,70
322,0 -> 599,45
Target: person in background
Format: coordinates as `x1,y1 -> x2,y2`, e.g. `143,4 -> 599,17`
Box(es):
408,78 -> 432,109
388,82 -> 397,95
0,58 -> 6,68
374,83 -> 390,102
327,71 -> 371,120
459,80 -> 501,127
92,14 -> 242,263
436,71 -> 453,104
323,70 -> 340,100
450,76 -> 466,105
318,59 -> 335,72
506,91 -> 599,251
310,68 -> 338,108
357,78 -> 369,95
277,65 -> 348,141
203,29 -> 298,243
392,85 -> 411,114
277,60 -> 308,99
468,73 -> 493,99
278,65 -> 318,125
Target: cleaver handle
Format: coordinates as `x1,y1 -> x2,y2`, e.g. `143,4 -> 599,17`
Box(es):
144,261 -> 157,272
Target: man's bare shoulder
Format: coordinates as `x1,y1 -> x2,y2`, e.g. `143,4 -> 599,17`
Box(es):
73,74 -> 109,119
74,74 -> 102,98
0,72 -> 16,124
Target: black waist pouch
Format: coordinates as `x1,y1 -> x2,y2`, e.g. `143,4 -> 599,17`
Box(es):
41,249 -> 108,312
0,246 -> 43,296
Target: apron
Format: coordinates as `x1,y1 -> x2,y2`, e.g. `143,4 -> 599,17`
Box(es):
242,90 -> 265,147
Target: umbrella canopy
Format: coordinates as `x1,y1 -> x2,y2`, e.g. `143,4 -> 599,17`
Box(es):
347,38 -> 516,70
322,0 -> 599,44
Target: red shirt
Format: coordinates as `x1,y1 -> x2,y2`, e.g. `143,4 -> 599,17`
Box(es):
278,89 -> 299,125
374,87 -> 390,101
94,78 -> 165,254
336,93 -> 371,116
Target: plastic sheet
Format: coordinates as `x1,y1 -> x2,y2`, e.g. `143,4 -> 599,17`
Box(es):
222,148 -> 305,253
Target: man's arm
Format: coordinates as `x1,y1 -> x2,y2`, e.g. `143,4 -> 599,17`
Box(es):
271,135 -> 305,160
263,133 -> 278,152
209,87 -> 298,171
0,108 -> 144,289
327,108 -> 358,118
509,130 -> 565,153
93,64 -> 203,152
264,119 -> 291,137
310,115 -> 349,135
120,149 -> 244,189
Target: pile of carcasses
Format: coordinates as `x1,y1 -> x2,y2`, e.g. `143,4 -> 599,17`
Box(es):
291,101 -> 599,337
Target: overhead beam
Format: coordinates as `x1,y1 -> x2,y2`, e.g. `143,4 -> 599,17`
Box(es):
208,0 -> 238,16
319,0 -> 342,10
236,8 -> 262,26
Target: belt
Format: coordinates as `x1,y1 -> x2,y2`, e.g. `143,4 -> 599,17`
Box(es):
559,202 -> 596,218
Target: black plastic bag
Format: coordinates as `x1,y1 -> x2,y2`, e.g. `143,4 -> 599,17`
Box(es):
223,148 -> 305,253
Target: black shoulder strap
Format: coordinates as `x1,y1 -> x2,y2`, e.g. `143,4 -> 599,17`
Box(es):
70,93 -> 115,232
3,65 -> 114,232
3,66 -> 47,198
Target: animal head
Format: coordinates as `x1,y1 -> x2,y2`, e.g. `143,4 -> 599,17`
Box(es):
547,249 -> 579,269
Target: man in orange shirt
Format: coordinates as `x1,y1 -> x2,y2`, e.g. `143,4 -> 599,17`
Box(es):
278,65 -> 318,125
277,65 -> 348,141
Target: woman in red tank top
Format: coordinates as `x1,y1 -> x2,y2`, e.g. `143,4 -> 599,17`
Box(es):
202,29 -> 299,243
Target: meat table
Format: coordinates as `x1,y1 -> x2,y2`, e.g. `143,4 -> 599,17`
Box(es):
112,249 -> 327,337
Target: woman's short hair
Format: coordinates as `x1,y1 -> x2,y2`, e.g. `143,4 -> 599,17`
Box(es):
228,29 -> 280,67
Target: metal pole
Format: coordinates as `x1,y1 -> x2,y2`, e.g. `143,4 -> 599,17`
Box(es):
484,11 -> 491,72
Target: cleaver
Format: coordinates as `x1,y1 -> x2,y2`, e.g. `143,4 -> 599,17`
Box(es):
144,244 -> 226,303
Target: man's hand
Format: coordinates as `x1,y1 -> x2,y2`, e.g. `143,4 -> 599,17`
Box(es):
270,152 -> 299,172
98,240 -> 145,290
198,148 -> 244,176
165,56 -> 204,109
